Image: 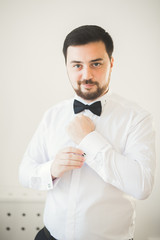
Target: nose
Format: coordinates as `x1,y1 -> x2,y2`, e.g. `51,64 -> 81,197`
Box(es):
82,66 -> 93,80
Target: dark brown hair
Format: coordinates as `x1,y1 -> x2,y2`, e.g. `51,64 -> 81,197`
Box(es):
63,25 -> 114,62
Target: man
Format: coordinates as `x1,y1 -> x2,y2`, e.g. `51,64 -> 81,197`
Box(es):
19,25 -> 156,240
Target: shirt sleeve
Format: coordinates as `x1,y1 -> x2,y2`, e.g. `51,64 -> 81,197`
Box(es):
19,112 -> 59,191
78,112 -> 156,200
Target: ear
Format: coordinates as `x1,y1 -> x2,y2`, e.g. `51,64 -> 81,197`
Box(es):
110,57 -> 114,69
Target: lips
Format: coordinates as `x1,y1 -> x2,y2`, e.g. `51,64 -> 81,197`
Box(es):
82,83 -> 95,89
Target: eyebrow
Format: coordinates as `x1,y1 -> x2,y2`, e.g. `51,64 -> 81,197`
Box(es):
90,58 -> 103,63
70,58 -> 104,64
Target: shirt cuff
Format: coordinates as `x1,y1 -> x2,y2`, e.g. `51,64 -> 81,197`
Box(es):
30,160 -> 57,190
78,131 -> 109,157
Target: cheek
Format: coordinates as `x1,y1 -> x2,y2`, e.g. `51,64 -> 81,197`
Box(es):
100,68 -> 110,82
95,70 -> 107,83
69,72 -> 82,86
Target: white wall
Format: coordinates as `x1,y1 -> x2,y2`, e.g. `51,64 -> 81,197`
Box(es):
0,0 -> 160,239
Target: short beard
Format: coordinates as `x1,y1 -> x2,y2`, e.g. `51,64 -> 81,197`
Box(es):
74,79 -> 108,100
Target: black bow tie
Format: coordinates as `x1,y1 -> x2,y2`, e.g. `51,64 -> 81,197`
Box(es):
73,99 -> 102,116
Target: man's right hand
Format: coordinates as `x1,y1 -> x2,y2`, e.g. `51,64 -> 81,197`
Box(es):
50,147 -> 85,179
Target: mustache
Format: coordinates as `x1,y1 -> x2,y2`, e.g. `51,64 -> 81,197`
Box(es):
78,79 -> 99,85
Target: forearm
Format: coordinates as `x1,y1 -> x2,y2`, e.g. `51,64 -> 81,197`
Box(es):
19,147 -> 85,190
79,130 -> 156,200
19,155 -> 54,191
88,148 -> 154,199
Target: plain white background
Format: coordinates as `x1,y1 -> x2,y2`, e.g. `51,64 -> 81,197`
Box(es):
0,0 -> 160,239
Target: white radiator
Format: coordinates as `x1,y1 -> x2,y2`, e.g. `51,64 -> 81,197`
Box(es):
0,186 -> 46,240
1,187 -> 160,240
148,238 -> 160,240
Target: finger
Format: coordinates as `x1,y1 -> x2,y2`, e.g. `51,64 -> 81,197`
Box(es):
59,153 -> 85,161
62,165 -> 83,172
62,147 -> 84,155
59,159 -> 84,167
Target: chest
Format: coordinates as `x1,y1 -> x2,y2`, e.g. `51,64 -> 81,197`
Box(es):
46,108 -> 130,160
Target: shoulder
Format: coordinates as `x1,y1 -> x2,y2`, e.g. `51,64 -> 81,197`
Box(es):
41,98 -> 73,126
109,93 -> 149,114
108,93 -> 152,125
46,98 -> 73,114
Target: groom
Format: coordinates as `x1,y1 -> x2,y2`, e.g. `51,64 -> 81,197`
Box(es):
19,25 -> 155,240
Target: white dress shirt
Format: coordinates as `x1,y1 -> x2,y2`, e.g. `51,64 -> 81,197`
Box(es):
19,92 -> 156,240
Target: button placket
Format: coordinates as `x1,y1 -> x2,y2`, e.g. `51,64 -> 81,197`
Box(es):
65,168 -> 81,240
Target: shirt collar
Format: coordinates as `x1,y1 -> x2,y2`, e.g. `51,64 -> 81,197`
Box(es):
74,90 -> 112,112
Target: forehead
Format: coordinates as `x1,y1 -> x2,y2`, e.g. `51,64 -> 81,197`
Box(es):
67,41 -> 108,63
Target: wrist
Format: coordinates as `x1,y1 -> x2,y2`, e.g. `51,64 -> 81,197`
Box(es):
51,175 -> 57,181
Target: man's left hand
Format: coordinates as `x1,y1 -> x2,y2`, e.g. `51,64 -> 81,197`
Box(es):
67,115 -> 95,144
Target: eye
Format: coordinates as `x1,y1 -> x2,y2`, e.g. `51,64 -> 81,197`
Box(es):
73,64 -> 82,69
91,62 -> 102,68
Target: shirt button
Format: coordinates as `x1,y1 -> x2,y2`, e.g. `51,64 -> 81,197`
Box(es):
48,183 -> 51,188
